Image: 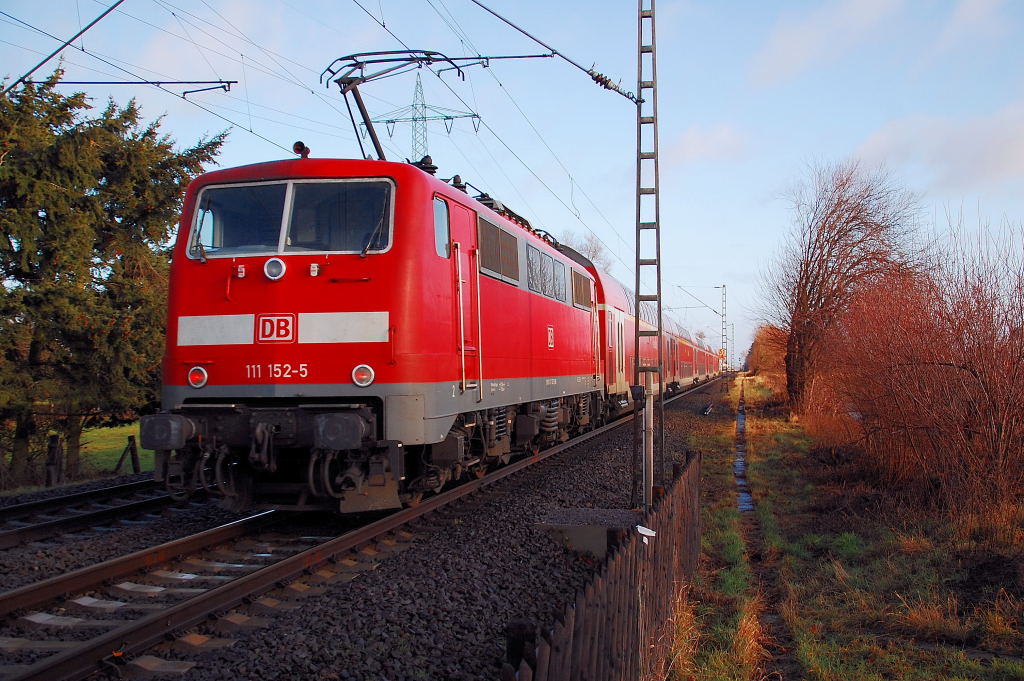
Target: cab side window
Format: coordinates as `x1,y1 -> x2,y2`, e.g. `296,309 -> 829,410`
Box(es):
433,197 -> 450,258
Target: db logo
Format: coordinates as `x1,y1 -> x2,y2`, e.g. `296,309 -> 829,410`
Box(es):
256,313 -> 296,343
547,325 -> 555,349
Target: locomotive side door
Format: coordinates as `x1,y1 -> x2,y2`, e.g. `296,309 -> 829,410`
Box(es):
607,310 -> 617,389
606,309 -> 627,395
447,201 -> 481,398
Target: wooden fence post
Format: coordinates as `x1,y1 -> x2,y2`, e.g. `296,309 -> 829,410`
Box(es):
113,435 -> 142,475
45,435 -> 64,487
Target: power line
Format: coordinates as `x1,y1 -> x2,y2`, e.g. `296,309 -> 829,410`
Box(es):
5,38 -> 328,135
675,285 -> 721,317
420,0 -> 642,276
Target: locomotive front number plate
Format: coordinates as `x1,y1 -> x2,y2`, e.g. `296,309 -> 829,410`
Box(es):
245,363 -> 310,379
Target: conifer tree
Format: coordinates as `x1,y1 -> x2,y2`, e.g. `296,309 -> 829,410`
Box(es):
0,71 -> 225,483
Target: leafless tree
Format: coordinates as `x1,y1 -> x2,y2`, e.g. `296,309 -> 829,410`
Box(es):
561,230 -> 613,272
763,160 -> 921,410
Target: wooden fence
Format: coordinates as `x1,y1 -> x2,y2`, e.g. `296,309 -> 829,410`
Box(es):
505,451 -> 702,681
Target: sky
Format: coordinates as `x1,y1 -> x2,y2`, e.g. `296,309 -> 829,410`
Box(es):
2,0 -> 1023,364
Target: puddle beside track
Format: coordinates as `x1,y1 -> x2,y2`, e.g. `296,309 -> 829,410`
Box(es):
735,383 -> 753,513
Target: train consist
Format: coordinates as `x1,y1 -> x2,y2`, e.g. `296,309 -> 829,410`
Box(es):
140,153 -> 718,512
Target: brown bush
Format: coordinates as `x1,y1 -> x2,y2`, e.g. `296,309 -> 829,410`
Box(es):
746,324 -> 788,397
812,226 -> 1024,533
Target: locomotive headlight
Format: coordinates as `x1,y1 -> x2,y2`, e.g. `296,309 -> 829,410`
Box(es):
264,257 -> 286,281
352,364 -> 375,387
187,366 -> 208,388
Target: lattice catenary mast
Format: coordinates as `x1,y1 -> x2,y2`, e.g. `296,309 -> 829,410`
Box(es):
632,0 -> 666,509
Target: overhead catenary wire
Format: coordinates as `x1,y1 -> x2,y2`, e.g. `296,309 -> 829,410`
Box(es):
432,0 -> 636,242
98,0 -> 396,146
469,0 -> 639,104
172,0 -> 359,131
164,4 -> 222,82
5,2 -> 644,275
675,285 -> 721,317
426,0 -> 643,278
0,8 -> 290,153
2,0 -> 125,96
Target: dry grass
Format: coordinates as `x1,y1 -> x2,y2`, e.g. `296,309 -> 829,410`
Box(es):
671,374 -> 1024,679
977,589 -> 1024,652
891,588 -> 1024,655
799,411 -> 856,451
892,530 -> 934,555
661,585 -> 700,681
957,506 -> 1024,547
827,558 -> 852,588
732,591 -> 771,677
893,591 -> 972,642
665,377 -> 778,681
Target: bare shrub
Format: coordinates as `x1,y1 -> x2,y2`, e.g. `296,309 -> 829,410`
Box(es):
746,325 -> 787,395
815,224 -> 1024,530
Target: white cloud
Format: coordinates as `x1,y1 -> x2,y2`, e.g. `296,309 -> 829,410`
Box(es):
750,0 -> 904,86
858,101 -> 1024,190
935,0 -> 1007,51
666,123 -> 749,166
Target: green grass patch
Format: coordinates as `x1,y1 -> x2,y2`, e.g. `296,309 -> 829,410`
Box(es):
673,376 -> 1023,679
735,378 -> 1024,681
80,423 -> 154,474
717,563 -> 753,598
675,378 -> 768,680
753,495 -> 785,554
794,629 -> 1024,681
832,532 -> 866,561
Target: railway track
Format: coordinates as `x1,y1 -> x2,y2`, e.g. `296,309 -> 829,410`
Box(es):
0,379 -> 721,680
0,480 -> 193,550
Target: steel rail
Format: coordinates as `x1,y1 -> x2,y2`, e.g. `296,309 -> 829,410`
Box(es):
1,427 -> 612,681
0,480 -> 158,522
0,494 -> 177,550
4,377 -> 722,680
0,512 -> 277,617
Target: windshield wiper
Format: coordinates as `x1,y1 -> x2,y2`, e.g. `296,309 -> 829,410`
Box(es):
191,201 -> 210,263
360,193 -> 389,258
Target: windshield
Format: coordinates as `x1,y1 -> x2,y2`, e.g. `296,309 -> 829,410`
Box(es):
188,179 -> 393,258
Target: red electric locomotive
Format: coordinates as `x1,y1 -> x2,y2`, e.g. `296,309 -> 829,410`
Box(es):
141,152 -> 717,512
